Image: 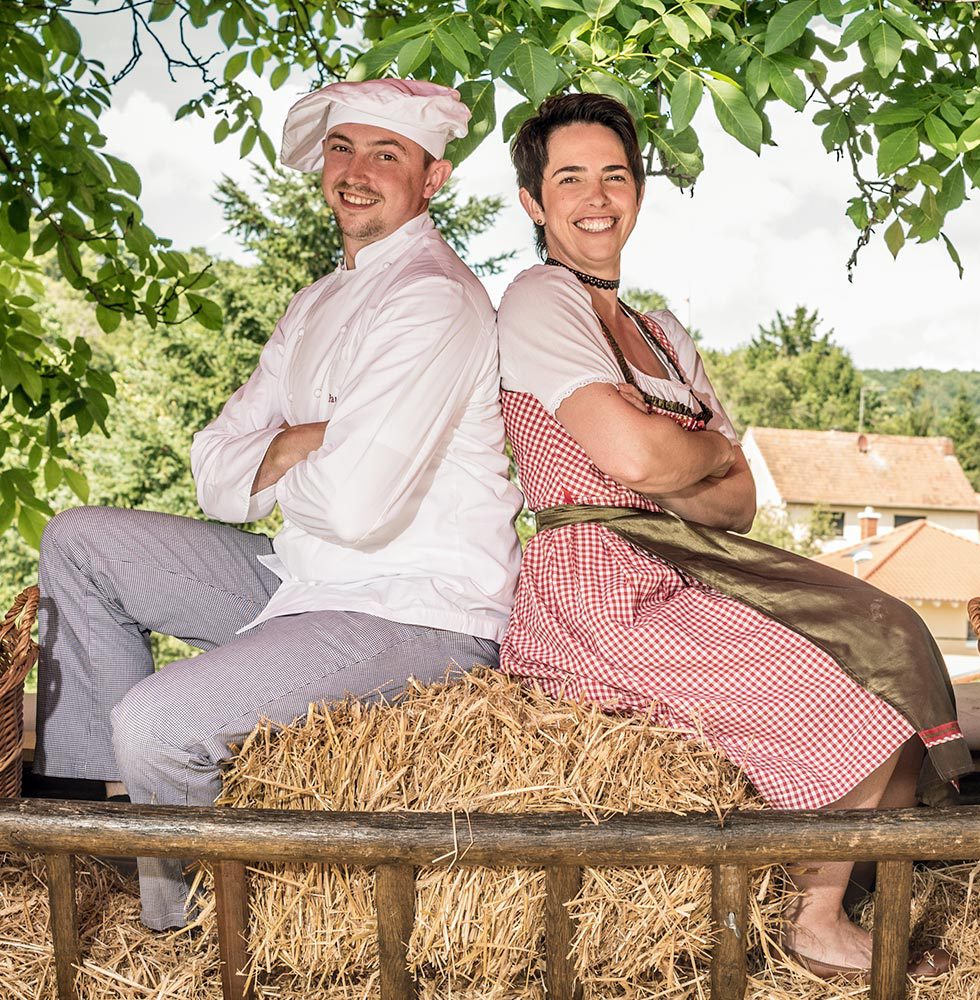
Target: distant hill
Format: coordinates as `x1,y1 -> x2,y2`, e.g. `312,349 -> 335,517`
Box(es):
862,368 -> 980,419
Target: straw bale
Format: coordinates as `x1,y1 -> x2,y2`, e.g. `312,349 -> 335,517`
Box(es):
2,853 -> 980,997
217,668 -> 773,994
2,670 -> 976,997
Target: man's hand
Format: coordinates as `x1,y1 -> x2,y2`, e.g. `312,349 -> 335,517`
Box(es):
250,421 -> 328,495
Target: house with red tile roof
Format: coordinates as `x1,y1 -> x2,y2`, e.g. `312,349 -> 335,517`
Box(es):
813,520 -> 980,681
743,427 -> 980,552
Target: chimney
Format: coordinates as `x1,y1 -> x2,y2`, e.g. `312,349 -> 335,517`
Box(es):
859,505 -> 880,540
857,434 -> 870,454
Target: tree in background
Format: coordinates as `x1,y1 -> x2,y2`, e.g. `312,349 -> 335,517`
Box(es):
872,370 -> 937,436
942,385 -> 980,490
4,1 -> 979,534
703,306 -> 865,433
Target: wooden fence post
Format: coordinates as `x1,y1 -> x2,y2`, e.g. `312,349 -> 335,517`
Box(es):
45,852 -> 79,1000
870,859 -> 912,1000
214,859 -> 255,1000
711,863 -> 749,1000
376,863 -> 417,1000
545,865 -> 583,1000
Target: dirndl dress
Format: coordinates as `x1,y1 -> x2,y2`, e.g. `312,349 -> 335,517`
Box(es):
497,266 -> 968,811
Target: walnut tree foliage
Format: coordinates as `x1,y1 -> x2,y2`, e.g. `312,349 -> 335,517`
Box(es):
2,0 -> 978,545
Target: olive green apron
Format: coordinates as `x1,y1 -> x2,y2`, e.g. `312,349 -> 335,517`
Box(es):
535,504 -> 972,806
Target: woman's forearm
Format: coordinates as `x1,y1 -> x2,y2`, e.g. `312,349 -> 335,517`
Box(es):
652,450 -> 757,533
558,384 -> 735,494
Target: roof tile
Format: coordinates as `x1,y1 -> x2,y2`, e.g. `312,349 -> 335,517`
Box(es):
745,428 -> 977,510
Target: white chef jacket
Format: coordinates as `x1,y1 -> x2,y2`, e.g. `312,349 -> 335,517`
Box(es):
190,213 -> 523,641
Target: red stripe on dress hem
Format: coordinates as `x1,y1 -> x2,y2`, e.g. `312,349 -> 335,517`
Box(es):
919,721 -> 963,744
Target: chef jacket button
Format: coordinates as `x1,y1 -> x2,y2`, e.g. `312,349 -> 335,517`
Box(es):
340,325 -> 347,333
297,327 -> 304,337
383,262 -> 392,269
287,392 -> 293,401
314,388 -> 322,398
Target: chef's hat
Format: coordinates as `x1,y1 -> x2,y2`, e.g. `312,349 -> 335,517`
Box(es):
281,79 -> 471,171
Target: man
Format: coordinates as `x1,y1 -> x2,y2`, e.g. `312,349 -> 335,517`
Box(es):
32,79 -> 523,930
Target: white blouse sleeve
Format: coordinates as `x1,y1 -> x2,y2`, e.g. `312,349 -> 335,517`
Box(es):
497,265 -> 622,416
650,309 -> 740,444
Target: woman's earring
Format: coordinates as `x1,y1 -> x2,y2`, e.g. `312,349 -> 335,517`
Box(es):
536,218 -> 544,225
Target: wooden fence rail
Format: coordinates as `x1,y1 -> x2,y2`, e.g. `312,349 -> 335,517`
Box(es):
2,800 -> 979,1000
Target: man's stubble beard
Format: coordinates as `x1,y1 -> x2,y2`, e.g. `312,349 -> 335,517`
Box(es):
336,214 -> 387,243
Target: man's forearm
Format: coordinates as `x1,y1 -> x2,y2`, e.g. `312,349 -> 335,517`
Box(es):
250,422 -> 328,495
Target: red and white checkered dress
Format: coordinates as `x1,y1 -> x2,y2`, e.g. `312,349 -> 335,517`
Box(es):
499,327 -> 915,811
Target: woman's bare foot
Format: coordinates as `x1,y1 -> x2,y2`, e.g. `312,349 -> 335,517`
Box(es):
782,903 -> 872,972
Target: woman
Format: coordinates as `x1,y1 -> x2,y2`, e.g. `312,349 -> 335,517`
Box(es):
496,92 -> 968,980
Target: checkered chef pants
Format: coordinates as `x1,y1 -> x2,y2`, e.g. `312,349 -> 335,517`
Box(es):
33,506 -> 499,929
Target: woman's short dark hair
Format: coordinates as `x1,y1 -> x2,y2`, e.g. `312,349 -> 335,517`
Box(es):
511,93 -> 646,258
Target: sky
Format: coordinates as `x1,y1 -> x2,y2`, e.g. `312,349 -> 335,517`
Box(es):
89,16 -> 979,372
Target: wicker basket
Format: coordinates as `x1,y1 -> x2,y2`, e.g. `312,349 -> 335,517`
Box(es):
0,586 -> 39,799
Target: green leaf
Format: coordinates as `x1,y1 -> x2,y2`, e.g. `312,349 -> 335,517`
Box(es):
584,0 -> 618,16
881,8 -> 934,49
219,9 -> 239,47
745,58 -> 770,104
95,304 -> 122,333
541,0 -> 585,9
941,233 -> 963,279
240,126 -> 258,157
846,197 -> 869,230
670,71 -> 703,133
768,61 -> 806,111
819,0 -> 843,21
489,34 -> 522,77
876,127 -> 918,175
884,219 -> 904,258
434,26 -> 469,74
224,52 -> 248,82
763,0 -> 818,56
662,13 -> 690,49
258,130 -> 276,167
44,457 -> 62,491
104,153 -> 142,197
512,42 -> 562,105
867,23 -> 902,77
839,10 -> 878,48
33,223 -> 59,257
397,35 -> 432,77
62,467 -> 89,504
937,163 -> 966,216
270,64 -> 290,90
924,114 -> 956,153
958,118 -> 980,153
820,109 -> 849,151
452,80 -> 497,164
17,504 -> 47,550
7,198 -> 30,233
705,78 -> 762,153
682,2 -> 712,37
149,0 -> 176,22
502,101 -> 536,142
49,13 -> 82,56
651,126 -> 704,182
0,212 -> 30,258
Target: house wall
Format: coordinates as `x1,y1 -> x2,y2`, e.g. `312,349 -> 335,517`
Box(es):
907,600 -> 977,656
779,504 -> 979,553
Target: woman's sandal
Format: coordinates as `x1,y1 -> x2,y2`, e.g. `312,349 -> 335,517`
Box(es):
783,943 -> 955,982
